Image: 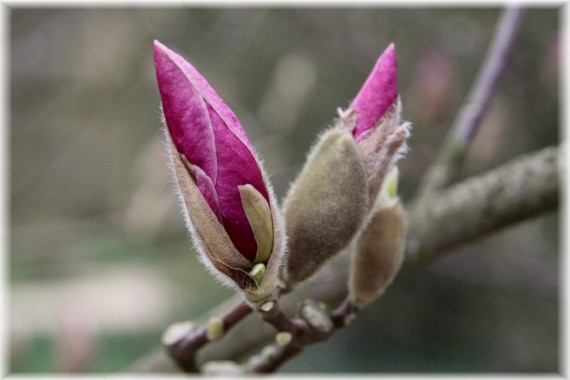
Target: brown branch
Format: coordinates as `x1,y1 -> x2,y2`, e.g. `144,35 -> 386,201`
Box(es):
406,145 -> 559,268
246,297 -> 361,373
246,342 -> 304,373
417,6 -> 525,197
128,145 -> 559,373
331,297 -> 359,328
257,301 -> 308,337
162,300 -> 252,372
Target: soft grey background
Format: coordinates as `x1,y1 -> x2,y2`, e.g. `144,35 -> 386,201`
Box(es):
10,7 -> 559,373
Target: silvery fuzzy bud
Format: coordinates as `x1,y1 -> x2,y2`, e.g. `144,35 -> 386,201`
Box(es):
338,43 -> 411,207
282,44 -> 411,288
348,175 -> 407,308
154,41 -> 286,304
282,128 -> 368,287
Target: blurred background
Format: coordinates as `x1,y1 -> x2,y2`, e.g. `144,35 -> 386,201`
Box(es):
9,7 -> 559,373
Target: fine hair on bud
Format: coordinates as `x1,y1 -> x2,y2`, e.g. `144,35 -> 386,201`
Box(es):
349,198 -> 407,308
154,42 -> 287,306
282,128 -> 368,287
355,99 -> 411,207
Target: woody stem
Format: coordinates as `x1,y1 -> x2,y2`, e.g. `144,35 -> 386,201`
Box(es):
246,297 -> 363,373
163,301 -> 252,373
417,6 -> 525,197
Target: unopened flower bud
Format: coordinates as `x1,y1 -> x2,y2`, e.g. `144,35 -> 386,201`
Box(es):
154,41 -> 286,304
348,196 -> 407,308
338,43 -> 410,207
349,167 -> 402,307
282,128 -> 368,287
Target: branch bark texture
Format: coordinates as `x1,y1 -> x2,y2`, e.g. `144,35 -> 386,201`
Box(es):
418,6 -> 525,196
407,145 -> 559,267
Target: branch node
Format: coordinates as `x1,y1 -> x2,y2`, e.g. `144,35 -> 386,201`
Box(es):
332,298 -> 360,328
298,300 -> 334,339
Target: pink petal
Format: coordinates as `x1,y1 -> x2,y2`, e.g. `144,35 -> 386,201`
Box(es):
154,41 -> 218,185
222,216 -> 257,262
188,163 -> 222,222
350,43 -> 398,140
154,41 -> 269,262
209,102 -> 268,260
154,41 -> 257,156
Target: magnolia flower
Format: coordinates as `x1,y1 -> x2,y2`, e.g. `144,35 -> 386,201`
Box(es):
153,41 -> 285,302
341,43 -> 410,206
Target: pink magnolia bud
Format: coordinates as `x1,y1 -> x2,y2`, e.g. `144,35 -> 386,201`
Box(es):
340,43 -> 410,205
350,43 -> 399,141
153,41 -> 285,301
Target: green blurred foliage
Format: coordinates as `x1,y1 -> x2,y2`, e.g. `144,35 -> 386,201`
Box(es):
9,7 -> 559,373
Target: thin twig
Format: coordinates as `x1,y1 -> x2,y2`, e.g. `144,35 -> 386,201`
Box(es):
245,342 -> 304,373
163,301 -> 252,372
246,297 -> 362,373
331,298 -> 359,328
417,6 -> 525,197
258,303 -> 308,337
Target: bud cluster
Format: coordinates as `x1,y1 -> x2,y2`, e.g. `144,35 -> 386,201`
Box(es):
282,44 -> 410,292
153,41 -> 409,308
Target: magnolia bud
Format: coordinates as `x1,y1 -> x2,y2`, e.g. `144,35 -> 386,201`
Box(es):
282,128 -> 368,287
348,196 -> 407,308
339,43 -> 410,207
154,41 -> 286,305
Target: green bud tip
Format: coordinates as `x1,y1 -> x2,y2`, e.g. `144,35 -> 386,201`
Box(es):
239,184 -> 274,264
385,167 -> 399,199
206,316 -> 224,341
249,263 -> 266,285
275,332 -> 292,346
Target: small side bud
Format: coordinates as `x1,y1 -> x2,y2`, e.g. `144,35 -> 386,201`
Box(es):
259,301 -> 275,313
249,263 -> 266,285
206,317 -> 225,341
283,129 -> 368,287
275,332 -> 292,346
349,198 -> 407,308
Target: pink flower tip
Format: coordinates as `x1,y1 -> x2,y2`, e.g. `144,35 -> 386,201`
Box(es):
153,41 -> 269,262
350,43 -> 398,140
